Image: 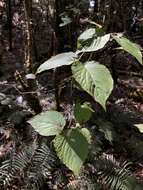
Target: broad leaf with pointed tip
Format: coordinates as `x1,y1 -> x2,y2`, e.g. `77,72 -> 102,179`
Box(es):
76,34 -> 110,54
72,61 -> 113,109
113,35 -> 143,65
36,52 -> 77,74
28,111 -> 65,136
53,128 -> 90,175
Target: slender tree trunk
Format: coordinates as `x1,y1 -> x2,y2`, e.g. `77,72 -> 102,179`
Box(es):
107,0 -> 114,32
47,0 -> 65,111
54,0 -> 61,111
53,0 -> 63,53
24,0 -> 33,73
94,0 -> 98,13
142,0 -> 143,15
7,0 -> 12,50
16,0 -> 42,114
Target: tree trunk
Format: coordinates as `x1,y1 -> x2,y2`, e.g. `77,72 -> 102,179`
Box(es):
7,0 -> 12,50
19,0 -> 42,114
24,0 -> 33,73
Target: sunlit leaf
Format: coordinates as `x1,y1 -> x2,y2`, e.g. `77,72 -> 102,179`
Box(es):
53,128 -> 90,175
36,52 -> 77,74
78,28 -> 96,41
28,111 -> 65,136
113,34 -> 143,65
80,128 -> 91,143
76,34 -> 110,54
134,124 -> 143,133
72,61 -> 113,109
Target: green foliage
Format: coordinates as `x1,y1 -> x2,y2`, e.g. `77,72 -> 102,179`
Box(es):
65,154 -> 143,190
72,61 -> 113,109
74,102 -> 94,124
77,27 -> 96,49
28,111 -> 66,136
25,143 -> 56,189
77,34 -> 110,54
33,26 -> 143,181
53,128 -> 90,175
6,146 -> 140,190
112,34 -> 143,65
78,28 -> 96,42
28,110 -> 91,175
1,0 -> 143,188
95,155 -> 143,190
0,143 -> 56,189
36,52 -> 77,74
0,150 -> 30,188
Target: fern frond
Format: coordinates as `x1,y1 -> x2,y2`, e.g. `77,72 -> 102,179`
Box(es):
25,143 -> 56,189
0,143 -> 35,188
0,141 -> 57,189
94,154 -> 142,190
0,167 -> 13,188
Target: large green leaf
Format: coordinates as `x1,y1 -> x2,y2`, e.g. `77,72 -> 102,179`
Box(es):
74,102 -> 94,124
113,34 -> 143,65
76,34 -> 110,54
36,52 -> 77,74
28,111 -> 65,136
53,128 -> 90,175
72,61 -> 113,109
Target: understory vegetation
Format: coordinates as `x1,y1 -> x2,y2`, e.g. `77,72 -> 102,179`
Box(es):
0,0 -> 143,189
